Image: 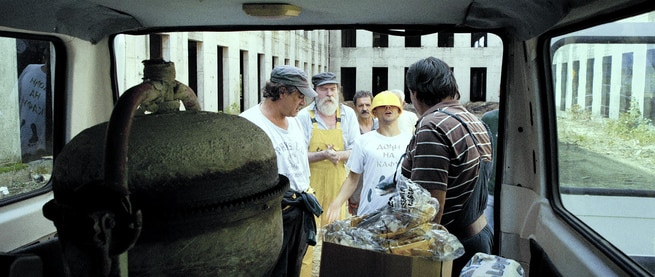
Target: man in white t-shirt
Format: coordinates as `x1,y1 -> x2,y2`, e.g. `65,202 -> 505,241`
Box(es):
18,63 -> 48,159
325,91 -> 412,222
240,65 -> 321,277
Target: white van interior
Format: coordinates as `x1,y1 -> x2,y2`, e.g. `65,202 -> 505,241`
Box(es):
0,0 -> 653,276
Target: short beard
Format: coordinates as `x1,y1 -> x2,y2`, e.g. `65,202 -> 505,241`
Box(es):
316,96 -> 338,115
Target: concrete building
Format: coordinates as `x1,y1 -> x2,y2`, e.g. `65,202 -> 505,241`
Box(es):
0,38 -> 21,163
552,41 -> 655,120
551,12 -> 655,120
113,29 -> 503,114
114,30 -> 330,113
329,30 -> 502,104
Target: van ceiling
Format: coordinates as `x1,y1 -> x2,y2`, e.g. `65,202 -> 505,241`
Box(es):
0,0 -> 646,43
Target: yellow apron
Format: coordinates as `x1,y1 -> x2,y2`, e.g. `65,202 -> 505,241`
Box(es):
301,108 -> 348,277
308,108 -> 348,227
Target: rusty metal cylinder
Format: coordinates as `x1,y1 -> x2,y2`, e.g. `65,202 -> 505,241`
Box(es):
52,111 -> 287,276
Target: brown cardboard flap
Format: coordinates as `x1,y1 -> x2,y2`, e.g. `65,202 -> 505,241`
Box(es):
320,242 -> 452,277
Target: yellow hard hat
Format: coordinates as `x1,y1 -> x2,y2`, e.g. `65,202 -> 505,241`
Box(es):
371,91 -> 402,113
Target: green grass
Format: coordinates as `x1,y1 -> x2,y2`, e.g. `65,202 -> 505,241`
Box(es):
0,163 -> 28,174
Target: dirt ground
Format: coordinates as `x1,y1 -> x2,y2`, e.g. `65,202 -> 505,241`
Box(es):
558,140 -> 655,189
464,101 -> 655,190
557,122 -> 655,190
311,239 -> 322,276
0,158 -> 51,199
463,101 -> 500,118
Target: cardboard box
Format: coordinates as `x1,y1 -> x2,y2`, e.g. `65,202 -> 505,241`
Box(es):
320,241 -> 453,277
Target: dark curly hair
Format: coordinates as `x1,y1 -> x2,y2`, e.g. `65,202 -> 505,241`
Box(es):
262,82 -> 295,101
405,57 -> 460,107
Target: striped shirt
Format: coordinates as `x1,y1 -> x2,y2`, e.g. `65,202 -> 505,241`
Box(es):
401,100 -> 492,227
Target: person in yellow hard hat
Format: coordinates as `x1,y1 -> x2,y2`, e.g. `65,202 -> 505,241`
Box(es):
325,91 -> 412,223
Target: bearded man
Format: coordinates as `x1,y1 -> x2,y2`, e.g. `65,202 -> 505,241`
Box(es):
296,72 -> 360,276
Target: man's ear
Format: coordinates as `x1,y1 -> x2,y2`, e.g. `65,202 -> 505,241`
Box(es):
279,86 -> 290,98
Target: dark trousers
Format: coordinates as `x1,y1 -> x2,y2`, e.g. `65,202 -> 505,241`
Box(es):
452,224 -> 493,277
269,205 -> 309,277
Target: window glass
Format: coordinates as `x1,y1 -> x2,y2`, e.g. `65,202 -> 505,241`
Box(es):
552,11 -> 655,274
0,37 -> 54,200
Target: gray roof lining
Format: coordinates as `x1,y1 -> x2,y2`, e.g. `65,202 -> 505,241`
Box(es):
464,0 -> 573,40
0,0 -> 644,42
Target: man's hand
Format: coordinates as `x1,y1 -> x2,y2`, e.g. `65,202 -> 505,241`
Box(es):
325,200 -> 343,225
324,148 -> 340,165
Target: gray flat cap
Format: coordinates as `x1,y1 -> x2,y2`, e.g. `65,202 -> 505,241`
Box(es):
270,65 -> 318,98
312,72 -> 339,87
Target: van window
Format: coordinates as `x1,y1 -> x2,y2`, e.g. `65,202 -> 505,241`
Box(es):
0,36 -> 55,201
552,11 -> 655,274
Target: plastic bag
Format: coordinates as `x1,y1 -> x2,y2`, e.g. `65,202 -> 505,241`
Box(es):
323,176 -> 464,261
385,222 -> 465,261
322,217 -> 388,252
386,174 -> 439,210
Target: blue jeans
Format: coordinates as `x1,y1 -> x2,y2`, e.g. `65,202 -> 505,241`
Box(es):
453,224 -> 494,277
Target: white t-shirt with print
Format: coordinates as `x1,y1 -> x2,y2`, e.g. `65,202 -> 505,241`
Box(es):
18,64 -> 47,156
346,130 -> 412,216
240,104 -> 311,192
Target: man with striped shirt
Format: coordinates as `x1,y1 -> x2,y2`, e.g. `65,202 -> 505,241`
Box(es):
402,56 -> 494,276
